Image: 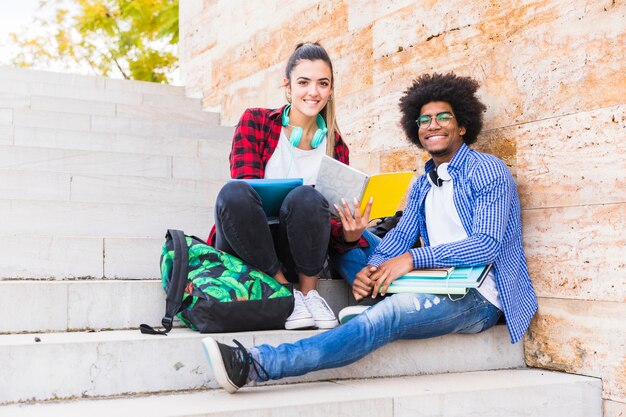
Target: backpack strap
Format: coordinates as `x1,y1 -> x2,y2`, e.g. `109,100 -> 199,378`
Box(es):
140,229 -> 189,336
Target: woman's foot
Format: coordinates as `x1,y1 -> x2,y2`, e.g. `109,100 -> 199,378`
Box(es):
304,290 -> 339,329
285,289 -> 316,330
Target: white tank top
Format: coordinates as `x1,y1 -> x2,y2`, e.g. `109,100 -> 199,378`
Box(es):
264,128 -> 327,185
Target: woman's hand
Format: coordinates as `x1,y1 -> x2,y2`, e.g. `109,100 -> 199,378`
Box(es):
335,197 -> 373,243
370,252 -> 414,297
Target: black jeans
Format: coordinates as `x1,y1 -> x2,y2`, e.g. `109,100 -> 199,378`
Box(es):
214,181 -> 330,283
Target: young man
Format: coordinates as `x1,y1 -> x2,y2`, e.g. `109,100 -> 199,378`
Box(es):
202,73 -> 538,393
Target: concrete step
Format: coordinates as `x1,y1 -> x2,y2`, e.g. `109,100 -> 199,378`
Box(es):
6,108 -> 228,140
0,279 -> 351,333
0,66 -> 185,97
12,125 -> 231,158
0,200 -> 212,238
0,370 -> 602,417
0,67 -> 199,105
0,144 -> 172,178
0,144 -> 230,182
0,236 -> 162,280
0,325 -> 523,404
0,169 -> 223,206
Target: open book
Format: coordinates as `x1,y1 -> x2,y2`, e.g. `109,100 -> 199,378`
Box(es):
315,156 -> 413,219
385,265 -> 492,295
228,178 -> 303,219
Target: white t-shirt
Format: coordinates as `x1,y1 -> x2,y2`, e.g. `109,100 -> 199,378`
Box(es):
264,128 -> 327,185
424,163 -> 502,310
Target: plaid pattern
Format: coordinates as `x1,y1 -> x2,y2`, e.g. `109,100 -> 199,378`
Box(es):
209,106 -> 366,252
369,144 -> 537,343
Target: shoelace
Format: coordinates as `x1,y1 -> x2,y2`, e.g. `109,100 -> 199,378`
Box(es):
291,290 -> 310,315
233,339 -> 269,382
306,292 -> 335,317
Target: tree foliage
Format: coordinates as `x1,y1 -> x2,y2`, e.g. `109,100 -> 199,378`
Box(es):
10,0 -> 179,83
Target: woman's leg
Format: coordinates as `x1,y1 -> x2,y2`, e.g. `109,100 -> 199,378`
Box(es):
253,290 -> 501,380
275,185 -> 338,327
277,185 -> 330,284
214,181 -> 283,278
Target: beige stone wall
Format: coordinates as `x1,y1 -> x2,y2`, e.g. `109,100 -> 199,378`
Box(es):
180,0 -> 626,413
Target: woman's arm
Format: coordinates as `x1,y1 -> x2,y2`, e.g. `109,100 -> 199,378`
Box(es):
229,108 -> 265,179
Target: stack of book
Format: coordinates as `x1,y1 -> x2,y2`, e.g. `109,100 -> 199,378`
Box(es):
385,265 -> 492,295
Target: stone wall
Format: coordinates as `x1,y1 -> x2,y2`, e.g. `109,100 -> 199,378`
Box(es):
180,1 -> 625,414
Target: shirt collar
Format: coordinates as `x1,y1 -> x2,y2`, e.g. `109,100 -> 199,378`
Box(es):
269,105 -> 287,120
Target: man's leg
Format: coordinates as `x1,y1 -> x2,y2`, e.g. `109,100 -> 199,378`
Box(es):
329,229 -> 380,286
252,289 -> 501,381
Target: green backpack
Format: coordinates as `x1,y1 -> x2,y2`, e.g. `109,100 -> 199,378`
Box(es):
140,229 -> 294,334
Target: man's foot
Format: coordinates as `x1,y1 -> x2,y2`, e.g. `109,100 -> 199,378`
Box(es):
285,289 -> 316,330
202,337 -> 257,393
338,296 -> 386,324
304,290 -> 339,329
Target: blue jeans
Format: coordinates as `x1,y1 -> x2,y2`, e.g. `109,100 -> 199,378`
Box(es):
329,229 -> 381,286
253,289 -> 501,380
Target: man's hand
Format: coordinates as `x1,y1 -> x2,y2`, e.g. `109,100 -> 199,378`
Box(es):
352,265 -> 376,301
335,197 -> 373,243
370,252 -> 414,297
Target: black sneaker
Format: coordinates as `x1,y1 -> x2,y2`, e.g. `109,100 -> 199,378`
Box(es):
201,337 -> 267,393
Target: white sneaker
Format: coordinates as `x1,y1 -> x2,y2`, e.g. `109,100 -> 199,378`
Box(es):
304,290 -> 339,329
285,290 -> 315,330
338,305 -> 369,325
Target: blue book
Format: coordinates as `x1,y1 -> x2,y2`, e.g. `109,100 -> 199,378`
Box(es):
228,178 -> 303,219
386,265 -> 492,295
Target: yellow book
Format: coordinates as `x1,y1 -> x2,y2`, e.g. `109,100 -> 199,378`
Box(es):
315,156 -> 414,219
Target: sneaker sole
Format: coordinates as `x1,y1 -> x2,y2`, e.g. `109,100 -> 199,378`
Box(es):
284,317 -> 316,330
314,319 -> 339,329
338,306 -> 370,325
201,337 -> 239,394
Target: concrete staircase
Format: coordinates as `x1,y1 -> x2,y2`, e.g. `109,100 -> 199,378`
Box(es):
0,68 -> 603,416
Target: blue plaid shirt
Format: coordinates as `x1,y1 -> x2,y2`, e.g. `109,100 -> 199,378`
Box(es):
369,144 -> 537,343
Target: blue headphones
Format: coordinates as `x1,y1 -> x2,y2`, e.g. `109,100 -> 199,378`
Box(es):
281,104 -> 327,149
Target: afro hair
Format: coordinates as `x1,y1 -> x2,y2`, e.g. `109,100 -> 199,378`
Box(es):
399,73 -> 486,148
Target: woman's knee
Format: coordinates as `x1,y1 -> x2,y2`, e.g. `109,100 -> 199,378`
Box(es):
216,181 -> 259,212
283,186 -> 328,212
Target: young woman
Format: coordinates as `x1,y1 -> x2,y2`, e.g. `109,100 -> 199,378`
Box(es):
208,42 -> 374,330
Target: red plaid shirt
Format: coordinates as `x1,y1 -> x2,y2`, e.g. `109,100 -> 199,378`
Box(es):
208,106 -> 369,253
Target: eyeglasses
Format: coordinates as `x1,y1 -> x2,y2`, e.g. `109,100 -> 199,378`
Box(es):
416,112 -> 455,129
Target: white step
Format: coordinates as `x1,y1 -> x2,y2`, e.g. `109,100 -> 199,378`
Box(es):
0,170 -> 223,206
0,326 -> 523,404
0,66 -> 190,100
0,124 -> 12,145
0,144 -> 172,178
115,103 -> 220,125
1,91 -> 219,126
12,126 -> 224,158
0,235 -> 178,280
0,144 -> 230,182
0,279 -> 352,333
8,108 -> 224,140
0,370 -> 602,417
0,201 -> 212,238
31,95 -> 116,117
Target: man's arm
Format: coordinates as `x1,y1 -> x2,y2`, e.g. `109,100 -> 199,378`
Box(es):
410,160 -> 514,268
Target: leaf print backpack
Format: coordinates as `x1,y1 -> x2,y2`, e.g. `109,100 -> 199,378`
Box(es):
140,229 -> 295,334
